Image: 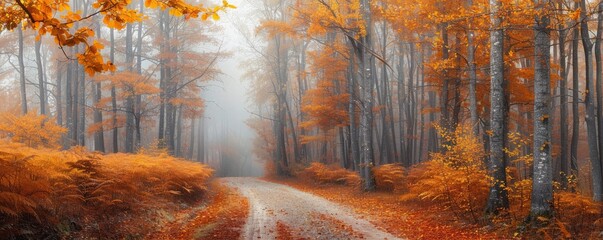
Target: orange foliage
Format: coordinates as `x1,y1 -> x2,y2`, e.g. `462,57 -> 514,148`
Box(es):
401,125 -> 489,223
0,112 -> 66,148
372,164 -> 406,192
0,142 -> 213,239
301,41 -> 350,134
276,221 -> 295,240
269,177 -> 501,239
150,180 -> 249,240
0,0 -> 234,76
299,162 -> 360,186
552,192 -> 602,239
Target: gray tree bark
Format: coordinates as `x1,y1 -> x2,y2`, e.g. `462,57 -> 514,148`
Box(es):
56,61 -> 63,126
125,23 -> 135,153
558,8 -> 568,187
485,0 -> 509,215
93,18 -> 105,152
18,26 -> 27,115
571,3 -> 580,175
359,0 -> 376,191
467,0 -> 478,136
397,42 -> 407,166
530,0 -> 554,217
35,38 -> 46,115
349,45 -> 360,170
110,28 -> 119,153
580,0 -> 603,202
197,118 -> 205,163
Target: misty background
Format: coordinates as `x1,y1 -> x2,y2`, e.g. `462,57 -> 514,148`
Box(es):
204,0 -> 263,177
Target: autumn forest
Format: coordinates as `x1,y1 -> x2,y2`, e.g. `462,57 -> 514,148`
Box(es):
1,0 -> 603,239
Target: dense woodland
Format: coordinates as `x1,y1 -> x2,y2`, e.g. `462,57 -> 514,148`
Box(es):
244,0 -> 603,237
2,0 -> 603,239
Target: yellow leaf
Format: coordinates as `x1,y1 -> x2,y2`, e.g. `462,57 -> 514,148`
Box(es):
169,8 -> 183,17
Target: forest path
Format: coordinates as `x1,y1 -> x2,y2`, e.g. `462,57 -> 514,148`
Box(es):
223,177 -> 400,240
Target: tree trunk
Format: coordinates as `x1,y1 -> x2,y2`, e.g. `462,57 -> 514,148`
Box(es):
175,105 -> 183,157
135,0 -> 144,149
530,0 -> 554,218
274,26 -> 290,175
349,45 -> 360,170
65,41 -> 74,149
440,22 -> 450,146
158,10 -> 168,144
35,38 -> 46,115
18,25 -> 27,115
558,10 -> 568,188
56,61 -> 63,126
77,3 -> 87,147
110,28 -> 119,153
485,0 -> 509,215
188,118 -> 196,160
93,18 -> 105,153
77,51 -> 86,146
467,0 -> 479,136
580,0 -> 603,202
125,23 -> 135,153
406,44 -> 416,165
359,0 -> 376,191
571,3 -> 580,175
596,2 -> 603,195
418,44 -> 426,162
397,42 -> 407,165
197,118 -> 205,163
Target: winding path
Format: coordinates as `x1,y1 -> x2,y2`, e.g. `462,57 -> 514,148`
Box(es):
223,178 -> 401,240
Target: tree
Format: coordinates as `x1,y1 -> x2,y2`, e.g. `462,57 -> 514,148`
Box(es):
579,0 -> 603,202
530,0 -> 553,218
485,0 -> 509,215
0,112 -> 66,148
357,0 -> 376,191
467,0 -> 479,136
17,25 -> 27,115
34,36 -> 46,115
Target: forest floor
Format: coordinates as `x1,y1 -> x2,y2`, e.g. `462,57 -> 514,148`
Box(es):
148,180 -> 249,240
265,177 -> 505,240
150,177 -> 505,239
224,177 -> 399,239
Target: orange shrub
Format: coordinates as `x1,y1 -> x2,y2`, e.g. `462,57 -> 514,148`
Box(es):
372,164 -> 406,192
0,141 -> 214,239
0,112 -> 66,148
300,162 -> 360,186
553,192 -> 602,239
400,125 -> 489,223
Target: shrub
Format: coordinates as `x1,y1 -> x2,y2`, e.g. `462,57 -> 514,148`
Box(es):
0,112 -> 66,148
0,141 -> 214,239
553,192 -> 602,239
300,162 -> 360,186
373,164 -> 406,192
400,125 -> 488,223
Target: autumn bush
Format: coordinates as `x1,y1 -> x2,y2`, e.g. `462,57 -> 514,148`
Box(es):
0,141 -> 213,239
0,112 -> 66,148
401,126 -> 489,223
299,162 -> 360,186
552,191 -> 602,239
372,164 -> 406,192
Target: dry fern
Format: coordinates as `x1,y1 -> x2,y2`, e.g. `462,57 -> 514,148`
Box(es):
0,141 -> 214,239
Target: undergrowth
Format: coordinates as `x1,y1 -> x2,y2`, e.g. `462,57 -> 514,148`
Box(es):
288,125 -> 603,238
0,141 -> 214,239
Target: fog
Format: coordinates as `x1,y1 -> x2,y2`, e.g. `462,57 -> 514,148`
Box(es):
203,0 -> 263,177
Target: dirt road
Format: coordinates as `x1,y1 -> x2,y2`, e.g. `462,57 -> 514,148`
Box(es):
223,178 -> 400,240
